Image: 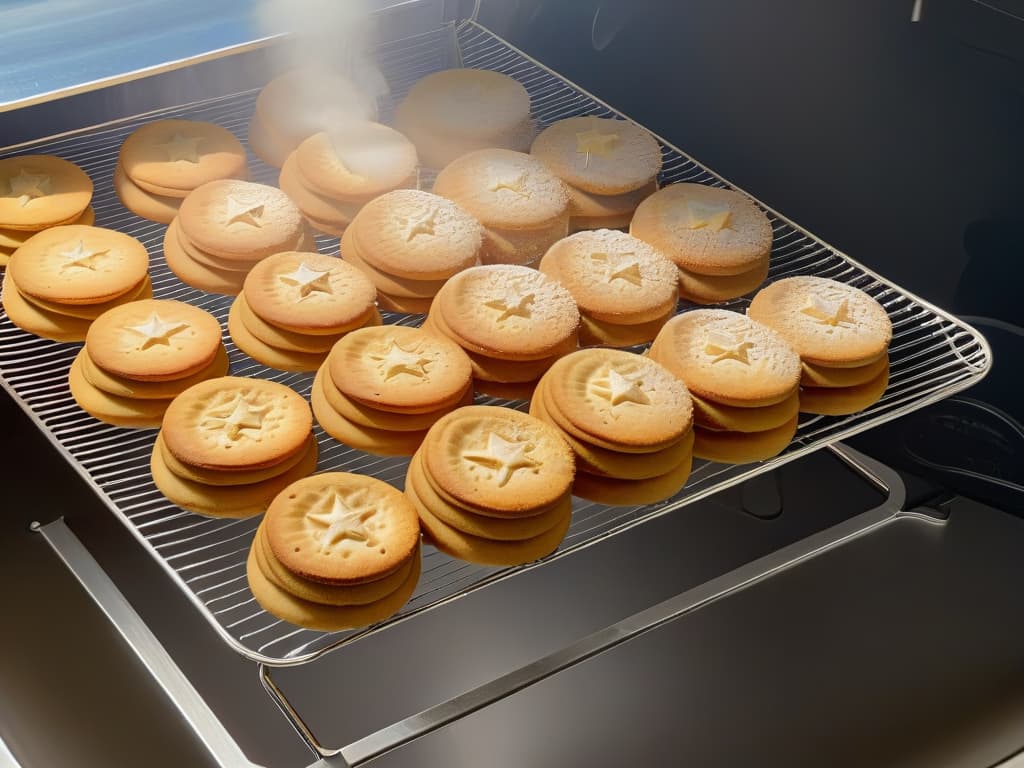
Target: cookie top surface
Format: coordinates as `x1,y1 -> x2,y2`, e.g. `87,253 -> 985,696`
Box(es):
531,116 -> 662,195
396,69 -> 531,140
544,349 -> 693,448
649,309 -> 801,406
327,324 -> 472,410
243,251 -> 377,332
0,155 -> 93,229
85,299 -> 222,381
435,264 -> 580,359
177,180 -> 305,260
294,124 -> 418,200
161,377 -> 312,470
747,276 -> 893,366
119,119 -> 247,195
422,405 -> 574,514
10,225 -> 149,304
631,183 -> 773,276
255,69 -> 379,145
263,472 -> 420,585
432,149 -> 569,230
538,229 -> 679,324
349,189 -> 483,280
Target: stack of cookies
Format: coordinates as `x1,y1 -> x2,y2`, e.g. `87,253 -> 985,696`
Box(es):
151,377 -> 318,518
163,180 -> 312,295
405,405 -> 575,566
249,473 -> 421,631
631,183 -> 773,304
311,325 -> 473,455
340,189 -> 483,314
0,155 -> 94,267
2,225 -> 151,342
432,149 -> 569,266
70,299 -> 228,428
248,69 -> 379,168
748,276 -> 893,415
116,119 -> 249,223
279,122 -> 419,236
422,264 -> 580,399
395,68 -> 533,169
227,252 -> 380,372
649,309 -> 802,464
531,115 -> 662,232
538,229 -> 679,347
531,349 -> 695,505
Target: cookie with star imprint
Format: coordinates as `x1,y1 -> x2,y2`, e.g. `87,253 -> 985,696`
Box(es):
0,155 -> 94,231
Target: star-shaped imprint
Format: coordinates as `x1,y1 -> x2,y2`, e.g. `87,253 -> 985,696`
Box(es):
59,240 -> 109,272
462,433 -> 541,488
396,206 -> 438,242
8,169 -> 50,206
489,172 -> 531,198
157,133 -> 203,163
590,251 -> 642,287
575,128 -> 619,168
369,340 -> 432,382
684,199 -> 733,232
201,394 -> 270,442
704,328 -> 755,365
484,288 -> 535,322
279,263 -> 333,300
800,295 -> 857,328
224,195 -> 264,228
124,313 -> 190,350
589,367 -> 652,408
305,491 -> 379,554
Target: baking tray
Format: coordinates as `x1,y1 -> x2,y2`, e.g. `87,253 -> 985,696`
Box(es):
0,20 -> 991,666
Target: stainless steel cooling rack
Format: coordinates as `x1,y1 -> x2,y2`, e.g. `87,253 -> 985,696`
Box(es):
0,19 -> 990,669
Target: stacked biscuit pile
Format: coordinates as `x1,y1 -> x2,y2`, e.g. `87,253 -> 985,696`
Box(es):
422,264 -> 580,399
228,251 -> 380,372
531,115 -> 661,232
249,473 -> 422,631
70,299 -> 228,428
2,225 -> 150,342
163,180 -> 312,295
632,183 -> 773,304
151,377 -> 318,518
0,155 -> 94,267
248,69 -> 379,168
538,229 -> 679,347
395,69 -> 533,169
748,276 -> 892,415
116,119 -> 248,223
433,149 -> 569,266
279,122 -> 419,236
405,405 -> 576,566
340,189 -> 483,314
311,325 -> 473,455
532,349 -> 695,505
649,309 -> 802,464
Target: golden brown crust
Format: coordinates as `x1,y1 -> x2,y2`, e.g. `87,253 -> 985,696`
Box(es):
798,363 -> 890,415
69,351 -> 170,428
81,343 -> 229,400
1,270 -> 92,341
571,451 -> 692,506
227,299 -> 328,372
691,415 -> 798,464
0,155 -> 93,230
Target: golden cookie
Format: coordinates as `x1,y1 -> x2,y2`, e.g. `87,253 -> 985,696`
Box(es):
227,299 -> 328,372
566,179 -> 658,223
690,389 -> 799,433
375,291 -> 434,315
571,451 -> 692,506
481,215 -> 570,267
1,270 -> 92,341
69,351 -> 170,428
0,155 -> 93,230
0,205 -> 94,249
162,221 -> 246,295
278,152 -> 363,228
800,354 -> 889,388
19,273 -> 152,321
341,229 -> 447,298
798,363 -> 890,415
233,291 -> 343,354
81,344 -> 229,400
577,309 -> 675,348
677,257 -> 769,304
692,415 -> 798,464
113,162 -> 182,223
472,378 -> 538,401
295,124 -> 418,200
156,431 -> 315,487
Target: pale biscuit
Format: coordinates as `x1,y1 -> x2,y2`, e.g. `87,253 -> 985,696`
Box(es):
571,451 -> 693,506
119,119 -> 248,198
798,363 -> 890,416
539,229 -> 678,324
278,152 -> 363,228
800,354 -> 889,388
161,376 -> 312,470
227,299 -> 329,372
69,351 -> 170,428
85,299 -> 223,382
1,270 -> 92,341
531,116 -> 662,195
0,205 -> 94,249
113,161 -> 182,223
692,415 -> 798,464
162,221 -> 246,295
747,276 -> 893,368
577,309 -> 675,348
677,256 -> 769,304
0,155 -> 93,230
295,125 -> 418,200
10,225 -> 149,305
19,274 -> 152,321
631,183 -> 773,277
566,180 -> 658,224
81,345 -> 230,400
234,292 -> 344,354
247,113 -> 291,169
156,430 -> 314,487
690,389 -> 799,433
396,111 -> 534,171
648,309 -> 801,407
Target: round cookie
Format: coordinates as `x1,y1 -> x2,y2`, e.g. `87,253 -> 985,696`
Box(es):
295,124 -> 418,200
692,415 -> 799,464
572,451 -> 693,506
113,162 -> 183,223
0,155 -> 93,230
247,113 -> 291,169
690,389 -> 799,433
227,300 -> 330,372
0,205 -> 94,249
10,225 -> 149,305
156,431 -> 314,487
800,354 -> 889,388
648,309 -> 801,407
161,376 -> 312,471
566,179 -> 658,223
480,213 -> 570,267
577,309 -> 675,348
69,351 -> 170,428
119,119 -> 248,198
631,183 -> 773,277
341,230 -> 448,299
81,343 -> 229,400
1,270 -> 92,341
798,363 -> 890,416
375,291 -> 435,315
531,115 -> 662,195
162,221 -> 246,295
677,257 -> 769,304
19,273 -> 152,321
233,292 -> 341,354
278,152 -> 363,228
747,276 -> 893,368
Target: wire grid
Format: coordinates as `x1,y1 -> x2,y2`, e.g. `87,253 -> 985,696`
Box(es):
0,21 -> 989,665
